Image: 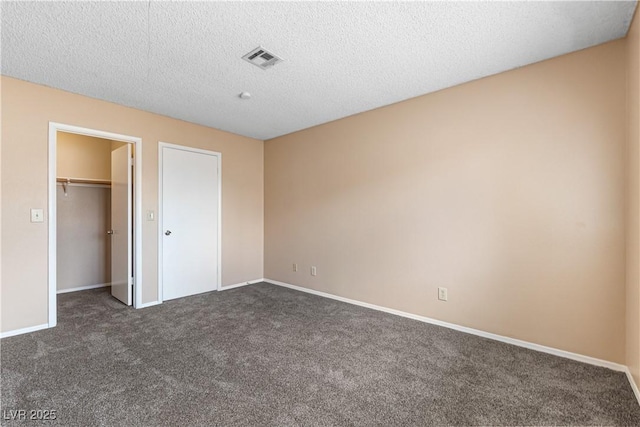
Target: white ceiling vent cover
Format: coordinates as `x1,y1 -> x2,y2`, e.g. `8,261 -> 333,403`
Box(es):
242,46 -> 283,70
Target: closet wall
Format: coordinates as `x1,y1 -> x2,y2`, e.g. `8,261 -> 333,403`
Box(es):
56,132 -> 125,292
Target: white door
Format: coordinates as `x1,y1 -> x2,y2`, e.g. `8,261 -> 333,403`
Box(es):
110,144 -> 132,305
161,145 -> 219,301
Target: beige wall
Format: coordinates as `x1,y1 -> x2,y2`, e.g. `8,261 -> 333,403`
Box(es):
265,41 -> 627,363
57,132 -> 113,181
57,186 -> 111,291
627,9 -> 640,386
1,76 -> 264,332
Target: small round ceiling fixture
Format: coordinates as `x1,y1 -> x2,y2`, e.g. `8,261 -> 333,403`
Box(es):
239,92 -> 251,100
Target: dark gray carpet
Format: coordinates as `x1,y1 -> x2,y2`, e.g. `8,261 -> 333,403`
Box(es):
1,283 -> 639,426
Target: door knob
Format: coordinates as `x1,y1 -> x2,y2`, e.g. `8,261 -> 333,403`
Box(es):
165,230 -> 172,236
107,230 -> 114,235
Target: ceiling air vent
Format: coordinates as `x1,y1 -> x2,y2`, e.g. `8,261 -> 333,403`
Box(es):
242,46 -> 283,70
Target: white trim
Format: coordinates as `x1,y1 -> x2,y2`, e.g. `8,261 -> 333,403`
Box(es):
137,300 -> 162,309
56,283 -> 110,294
219,279 -> 264,291
626,368 -> 640,405
157,142 -> 222,304
217,152 -> 222,292
157,143 -> 163,304
1,324 -> 49,339
263,279 -> 626,372
134,140 -> 143,309
48,122 -> 143,331
48,124 -> 57,327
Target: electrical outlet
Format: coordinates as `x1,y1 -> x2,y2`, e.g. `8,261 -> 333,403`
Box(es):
293,263 -> 298,272
311,266 -> 317,276
438,287 -> 448,301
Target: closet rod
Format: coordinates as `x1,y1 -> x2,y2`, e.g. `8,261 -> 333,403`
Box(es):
56,177 -> 111,186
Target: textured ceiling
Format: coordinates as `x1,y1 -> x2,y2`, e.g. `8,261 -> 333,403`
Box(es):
1,1 -> 637,140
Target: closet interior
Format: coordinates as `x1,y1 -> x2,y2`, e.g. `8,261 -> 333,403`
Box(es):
56,131 -> 130,301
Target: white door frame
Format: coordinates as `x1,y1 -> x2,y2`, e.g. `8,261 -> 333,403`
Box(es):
158,142 -> 222,303
48,122 -> 143,327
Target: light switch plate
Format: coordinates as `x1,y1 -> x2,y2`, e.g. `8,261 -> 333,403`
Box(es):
31,208 -> 44,223
146,210 -> 155,221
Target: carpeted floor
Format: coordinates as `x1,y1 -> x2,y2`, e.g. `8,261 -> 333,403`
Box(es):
1,283 -> 639,426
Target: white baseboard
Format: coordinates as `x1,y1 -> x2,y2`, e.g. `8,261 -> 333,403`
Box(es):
1,323 -> 49,339
137,300 -> 161,309
263,278 -> 626,372
219,278 -> 264,291
57,282 -> 110,294
626,368 -> 640,405
136,279 -> 264,309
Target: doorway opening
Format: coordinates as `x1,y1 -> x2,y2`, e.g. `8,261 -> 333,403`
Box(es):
48,123 -> 143,328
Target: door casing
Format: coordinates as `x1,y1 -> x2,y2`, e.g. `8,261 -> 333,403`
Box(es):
157,141 -> 222,303
48,122 -> 143,327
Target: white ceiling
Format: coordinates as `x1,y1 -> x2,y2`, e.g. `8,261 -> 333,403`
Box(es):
1,1 -> 637,140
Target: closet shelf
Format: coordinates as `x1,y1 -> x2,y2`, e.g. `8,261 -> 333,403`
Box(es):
56,177 -> 111,186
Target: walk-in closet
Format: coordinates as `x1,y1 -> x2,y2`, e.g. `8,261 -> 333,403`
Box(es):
56,131 -> 132,304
